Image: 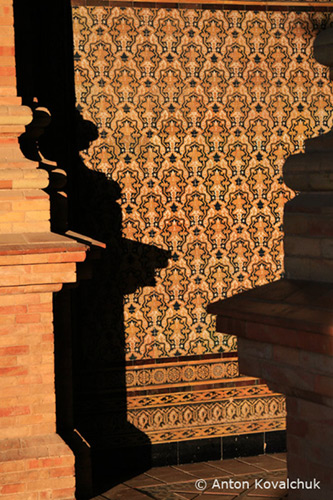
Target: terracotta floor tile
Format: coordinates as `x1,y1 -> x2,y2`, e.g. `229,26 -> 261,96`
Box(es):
256,488 -> 286,497
169,481 -> 206,493
246,486 -> 286,497
237,456 -> 286,472
124,472 -> 164,487
243,474 -> 287,499
242,497 -> 284,500
173,463 -> 230,478
268,453 -> 287,462
94,455 -> 288,499
246,493 -> 285,498
174,493 -> 201,499
126,490 -> 158,499
204,478 -> 255,494
198,462 -> 231,478
199,494 -> 237,499
206,459 -> 264,476
101,484 -> 153,499
98,484 -> 132,499
147,465 -> 196,483
139,483 -> 201,499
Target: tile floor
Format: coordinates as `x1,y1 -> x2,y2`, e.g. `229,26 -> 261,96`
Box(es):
94,453 -> 288,499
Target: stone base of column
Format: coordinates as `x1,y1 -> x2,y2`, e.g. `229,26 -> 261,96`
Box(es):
0,434 -> 75,499
208,278 -> 333,500
287,397 -> 333,500
0,234 -> 88,497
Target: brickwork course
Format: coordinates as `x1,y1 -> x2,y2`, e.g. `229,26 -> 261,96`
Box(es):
0,0 -> 87,498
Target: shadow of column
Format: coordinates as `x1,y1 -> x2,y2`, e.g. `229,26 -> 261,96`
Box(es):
66,118 -> 170,495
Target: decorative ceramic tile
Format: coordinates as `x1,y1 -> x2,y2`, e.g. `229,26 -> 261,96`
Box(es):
72,6 -> 333,444
127,391 -> 285,443
73,6 -> 333,360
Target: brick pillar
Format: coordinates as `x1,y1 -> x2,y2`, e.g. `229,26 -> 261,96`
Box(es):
0,1 -> 87,498
208,25 -> 333,500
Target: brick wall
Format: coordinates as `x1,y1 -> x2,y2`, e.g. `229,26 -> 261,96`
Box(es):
0,1 -> 87,497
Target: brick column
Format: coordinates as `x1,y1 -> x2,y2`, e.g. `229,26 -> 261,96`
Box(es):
0,1 -> 87,498
208,26 -> 333,500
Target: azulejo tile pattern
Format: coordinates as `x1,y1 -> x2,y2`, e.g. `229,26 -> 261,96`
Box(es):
124,357 -> 285,443
127,389 -> 285,444
73,6 -> 333,361
72,7 -> 332,445
126,357 -> 240,389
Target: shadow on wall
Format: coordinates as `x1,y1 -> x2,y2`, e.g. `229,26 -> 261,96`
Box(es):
13,0 -> 170,497
65,114 -> 170,497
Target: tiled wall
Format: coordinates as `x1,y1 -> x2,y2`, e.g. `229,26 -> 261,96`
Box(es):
72,6 -> 333,445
